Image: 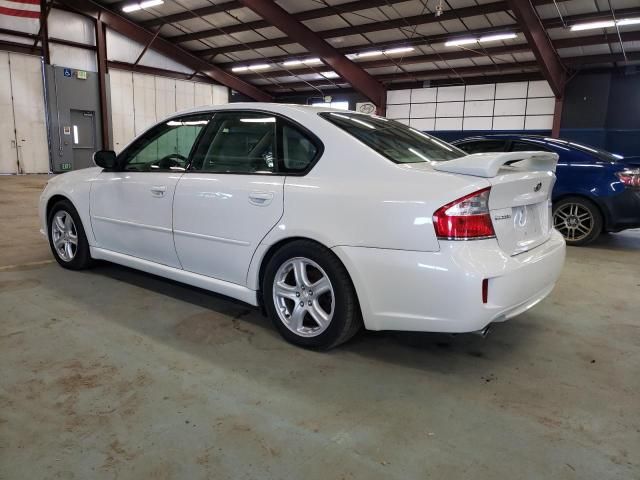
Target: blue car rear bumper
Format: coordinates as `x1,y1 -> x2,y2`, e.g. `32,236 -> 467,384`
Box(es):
599,188 -> 640,232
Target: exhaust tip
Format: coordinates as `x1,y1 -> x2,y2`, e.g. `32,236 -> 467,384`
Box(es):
472,325 -> 492,338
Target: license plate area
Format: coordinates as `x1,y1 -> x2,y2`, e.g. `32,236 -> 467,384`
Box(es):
511,201 -> 550,254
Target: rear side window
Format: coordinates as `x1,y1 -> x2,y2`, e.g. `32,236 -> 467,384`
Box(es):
280,123 -> 318,172
320,112 -> 463,163
457,140 -> 507,154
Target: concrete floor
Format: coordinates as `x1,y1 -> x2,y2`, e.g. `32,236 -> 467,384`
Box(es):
1,174 -> 639,480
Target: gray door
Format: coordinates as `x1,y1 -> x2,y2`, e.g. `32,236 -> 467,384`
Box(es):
70,109 -> 96,170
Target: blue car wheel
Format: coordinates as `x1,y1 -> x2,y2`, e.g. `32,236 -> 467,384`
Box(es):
553,196 -> 603,246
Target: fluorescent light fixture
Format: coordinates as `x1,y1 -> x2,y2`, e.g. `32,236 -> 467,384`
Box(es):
570,20 -> 615,31
616,17 -> 640,26
232,63 -> 270,72
122,0 -> 163,12
479,32 -> 517,42
320,71 -> 339,79
282,57 -> 322,66
444,37 -> 478,47
383,46 -> 415,55
357,50 -> 383,58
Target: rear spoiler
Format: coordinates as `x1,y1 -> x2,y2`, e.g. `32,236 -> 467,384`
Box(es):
433,151 -> 559,178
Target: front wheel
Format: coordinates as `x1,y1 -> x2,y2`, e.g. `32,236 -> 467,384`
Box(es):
553,197 -> 603,246
263,240 -> 362,350
47,199 -> 93,269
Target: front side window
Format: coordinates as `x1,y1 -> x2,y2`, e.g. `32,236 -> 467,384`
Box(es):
457,140 -> 507,154
120,114 -> 211,172
192,112 -> 276,174
320,112 -> 463,164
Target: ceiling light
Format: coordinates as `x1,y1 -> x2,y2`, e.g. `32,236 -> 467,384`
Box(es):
357,50 -> 383,58
122,0 -> 163,12
444,38 -> 478,47
616,17 -> 640,26
570,20 -> 615,31
233,64 -> 270,72
479,32 -> 517,42
321,71 -> 339,79
384,46 -> 415,55
282,57 -> 322,66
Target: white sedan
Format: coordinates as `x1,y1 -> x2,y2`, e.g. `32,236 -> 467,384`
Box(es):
40,103 -> 565,349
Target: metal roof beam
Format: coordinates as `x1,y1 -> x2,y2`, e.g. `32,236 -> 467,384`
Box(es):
506,0 -> 566,97
237,0 -> 386,110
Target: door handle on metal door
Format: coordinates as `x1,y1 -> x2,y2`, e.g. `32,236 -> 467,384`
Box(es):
150,185 -> 167,197
248,191 -> 274,206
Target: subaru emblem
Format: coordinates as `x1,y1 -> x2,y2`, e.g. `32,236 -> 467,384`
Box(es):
534,182 -> 542,192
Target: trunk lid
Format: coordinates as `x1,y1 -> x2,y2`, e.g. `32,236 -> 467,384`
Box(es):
433,151 -> 558,255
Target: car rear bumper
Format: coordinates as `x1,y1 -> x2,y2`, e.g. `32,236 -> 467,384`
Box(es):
600,188 -> 640,232
333,230 -> 566,333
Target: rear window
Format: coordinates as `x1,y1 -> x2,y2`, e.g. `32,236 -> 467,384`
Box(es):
319,112 -> 464,163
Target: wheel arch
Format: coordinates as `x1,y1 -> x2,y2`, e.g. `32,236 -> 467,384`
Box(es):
46,194 -> 74,220
254,237 -> 362,317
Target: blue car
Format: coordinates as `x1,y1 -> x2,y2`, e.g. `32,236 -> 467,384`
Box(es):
451,135 -> 640,246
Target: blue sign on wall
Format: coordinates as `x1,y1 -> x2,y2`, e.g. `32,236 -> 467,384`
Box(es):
63,68 -> 72,77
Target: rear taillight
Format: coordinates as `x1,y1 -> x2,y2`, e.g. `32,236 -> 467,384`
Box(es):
616,169 -> 640,188
433,187 -> 495,240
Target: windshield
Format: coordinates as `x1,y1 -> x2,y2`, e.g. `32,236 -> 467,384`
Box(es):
319,112 -> 464,163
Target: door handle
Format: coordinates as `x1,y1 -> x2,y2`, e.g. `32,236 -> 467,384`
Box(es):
248,191 -> 274,206
150,185 -> 167,197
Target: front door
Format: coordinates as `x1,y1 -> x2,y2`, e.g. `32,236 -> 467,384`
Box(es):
90,113 -> 212,268
173,111 -> 285,286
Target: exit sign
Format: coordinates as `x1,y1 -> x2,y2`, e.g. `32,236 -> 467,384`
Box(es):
76,70 -> 87,80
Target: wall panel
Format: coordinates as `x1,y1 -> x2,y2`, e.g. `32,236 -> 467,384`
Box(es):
386,80 -> 555,132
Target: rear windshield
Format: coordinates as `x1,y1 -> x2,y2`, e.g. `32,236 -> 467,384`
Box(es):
544,138 -> 624,162
319,112 -> 464,163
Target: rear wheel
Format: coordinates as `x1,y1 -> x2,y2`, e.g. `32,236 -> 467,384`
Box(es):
553,196 -> 602,246
263,240 -> 362,350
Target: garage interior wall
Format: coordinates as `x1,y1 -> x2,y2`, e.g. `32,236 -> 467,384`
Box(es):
386,81 -> 556,133
0,7 -> 229,169
110,70 -> 228,153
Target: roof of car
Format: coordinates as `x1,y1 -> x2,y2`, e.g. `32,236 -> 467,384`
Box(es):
173,102 -> 355,118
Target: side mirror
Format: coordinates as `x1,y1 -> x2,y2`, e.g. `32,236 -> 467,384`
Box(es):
93,150 -> 117,170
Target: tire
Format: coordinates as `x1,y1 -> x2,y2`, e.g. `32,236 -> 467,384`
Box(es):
552,196 -> 603,246
47,199 -> 93,270
263,240 -> 362,350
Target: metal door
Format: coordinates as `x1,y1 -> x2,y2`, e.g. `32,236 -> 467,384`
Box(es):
70,109 -> 96,170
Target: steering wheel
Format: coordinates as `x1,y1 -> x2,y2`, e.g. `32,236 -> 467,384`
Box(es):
154,153 -> 188,170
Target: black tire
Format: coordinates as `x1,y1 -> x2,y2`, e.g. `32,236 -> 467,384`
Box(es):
47,199 -> 93,270
262,240 -> 362,350
552,196 -> 603,246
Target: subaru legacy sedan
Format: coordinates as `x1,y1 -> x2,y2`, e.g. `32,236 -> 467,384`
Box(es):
40,104 -> 565,349
452,135 -> 640,246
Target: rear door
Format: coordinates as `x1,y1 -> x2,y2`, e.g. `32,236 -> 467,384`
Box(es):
173,111 -> 284,286
90,113 -> 211,267
173,111 -> 321,285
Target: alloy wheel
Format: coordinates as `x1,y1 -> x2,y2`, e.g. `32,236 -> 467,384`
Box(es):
272,257 -> 335,337
553,202 -> 594,242
51,210 -> 78,262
